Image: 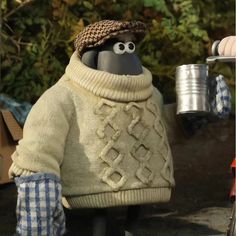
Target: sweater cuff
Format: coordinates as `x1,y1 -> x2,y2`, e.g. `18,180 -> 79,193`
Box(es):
8,162 -> 36,179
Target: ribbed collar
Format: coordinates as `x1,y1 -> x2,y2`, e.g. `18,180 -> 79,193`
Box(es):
65,51 -> 153,102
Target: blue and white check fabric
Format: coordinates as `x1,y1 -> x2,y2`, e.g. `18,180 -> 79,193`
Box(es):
210,74 -> 232,118
15,173 -> 66,236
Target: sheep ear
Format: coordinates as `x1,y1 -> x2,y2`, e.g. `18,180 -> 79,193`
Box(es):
81,49 -> 98,69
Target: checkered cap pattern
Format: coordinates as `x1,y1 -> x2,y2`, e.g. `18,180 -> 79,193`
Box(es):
74,20 -> 147,57
15,173 -> 66,236
211,74 -> 231,118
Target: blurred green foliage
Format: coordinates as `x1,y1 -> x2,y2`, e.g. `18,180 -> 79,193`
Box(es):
1,0 -> 235,104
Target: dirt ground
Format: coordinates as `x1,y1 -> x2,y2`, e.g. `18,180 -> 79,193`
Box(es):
0,117 -> 235,236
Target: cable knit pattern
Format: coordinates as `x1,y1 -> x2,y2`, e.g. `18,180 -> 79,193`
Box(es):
124,103 -> 154,185
146,99 -> 174,185
9,52 -> 175,208
94,99 -> 128,190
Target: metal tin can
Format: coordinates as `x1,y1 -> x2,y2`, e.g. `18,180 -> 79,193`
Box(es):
176,64 -> 210,115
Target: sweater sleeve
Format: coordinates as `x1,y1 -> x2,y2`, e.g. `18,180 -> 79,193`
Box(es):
9,82 -> 74,178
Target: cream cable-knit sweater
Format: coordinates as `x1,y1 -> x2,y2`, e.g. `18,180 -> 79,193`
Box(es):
9,51 -> 175,208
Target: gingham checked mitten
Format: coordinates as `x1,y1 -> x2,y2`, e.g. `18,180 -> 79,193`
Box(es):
15,173 -> 66,236
210,74 -> 232,118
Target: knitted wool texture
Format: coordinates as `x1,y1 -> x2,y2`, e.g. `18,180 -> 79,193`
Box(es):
74,20 -> 147,58
9,52 -> 175,208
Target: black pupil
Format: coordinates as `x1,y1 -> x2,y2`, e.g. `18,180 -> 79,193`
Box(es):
119,44 -> 125,50
128,43 -> 134,50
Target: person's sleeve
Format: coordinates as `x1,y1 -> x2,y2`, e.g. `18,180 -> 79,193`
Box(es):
9,84 -> 74,178
15,173 -> 66,236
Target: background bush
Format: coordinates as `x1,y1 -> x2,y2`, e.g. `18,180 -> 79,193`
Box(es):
1,0 -> 235,104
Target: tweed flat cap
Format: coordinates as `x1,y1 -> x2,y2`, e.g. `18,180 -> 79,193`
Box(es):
74,20 -> 147,58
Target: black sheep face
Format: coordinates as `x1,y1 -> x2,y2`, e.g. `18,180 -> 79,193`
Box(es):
81,33 -> 143,75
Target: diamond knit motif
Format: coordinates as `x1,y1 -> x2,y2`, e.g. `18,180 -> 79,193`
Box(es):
94,99 -> 127,190
146,99 -> 173,184
124,102 -> 154,185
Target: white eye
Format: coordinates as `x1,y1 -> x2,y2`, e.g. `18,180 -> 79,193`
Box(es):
113,42 -> 126,54
125,42 -> 135,53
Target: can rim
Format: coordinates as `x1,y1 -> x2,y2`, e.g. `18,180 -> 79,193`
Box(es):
176,64 -> 208,71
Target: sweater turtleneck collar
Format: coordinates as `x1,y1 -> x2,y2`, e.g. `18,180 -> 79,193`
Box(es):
65,51 -> 153,102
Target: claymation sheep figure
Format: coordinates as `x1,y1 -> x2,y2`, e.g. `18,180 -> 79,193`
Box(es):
9,20 -> 232,236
